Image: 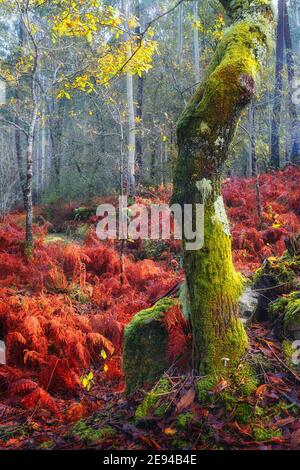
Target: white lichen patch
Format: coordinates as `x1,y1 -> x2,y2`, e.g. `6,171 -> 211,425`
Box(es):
212,196 -> 231,236
196,178 -> 212,202
214,136 -> 225,148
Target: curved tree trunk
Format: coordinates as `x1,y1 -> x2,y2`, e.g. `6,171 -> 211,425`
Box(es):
173,0 -> 274,374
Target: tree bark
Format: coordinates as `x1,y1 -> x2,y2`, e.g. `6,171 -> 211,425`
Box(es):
15,11 -> 27,209
123,0 -> 136,195
283,0 -> 300,164
173,0 -> 274,374
135,0 -> 144,185
270,0 -> 285,169
193,1 -> 201,82
49,97 -> 64,189
178,3 -> 183,66
25,102 -> 38,247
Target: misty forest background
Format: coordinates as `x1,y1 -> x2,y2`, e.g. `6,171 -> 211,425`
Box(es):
0,0 -> 299,217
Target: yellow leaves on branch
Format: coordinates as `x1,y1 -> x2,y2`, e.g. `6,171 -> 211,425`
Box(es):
56,36 -> 157,100
52,3 -> 122,43
52,1 -> 158,94
96,38 -> 158,83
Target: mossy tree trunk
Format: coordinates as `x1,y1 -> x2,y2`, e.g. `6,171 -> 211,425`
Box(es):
173,0 -> 274,374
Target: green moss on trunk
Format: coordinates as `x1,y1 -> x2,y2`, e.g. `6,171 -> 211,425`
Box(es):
185,205 -> 248,373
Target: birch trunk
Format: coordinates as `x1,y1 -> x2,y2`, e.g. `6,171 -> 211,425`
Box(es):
123,0 -> 136,195
25,102 -> 38,247
283,0 -> 300,163
270,0 -> 284,168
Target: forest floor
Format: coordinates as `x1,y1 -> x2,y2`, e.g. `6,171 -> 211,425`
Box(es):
0,167 -> 300,451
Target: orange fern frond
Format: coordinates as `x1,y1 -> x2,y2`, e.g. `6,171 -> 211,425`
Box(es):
20,386 -> 61,418
23,316 -> 42,337
23,349 -> 47,366
6,331 -> 27,346
0,403 -> 20,418
87,332 -> 114,356
10,378 -> 38,397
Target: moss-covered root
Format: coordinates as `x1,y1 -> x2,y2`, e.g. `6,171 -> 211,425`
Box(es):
123,298 -> 179,395
135,377 -> 172,426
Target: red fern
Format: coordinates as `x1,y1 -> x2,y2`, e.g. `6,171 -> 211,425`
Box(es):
20,386 -> 61,418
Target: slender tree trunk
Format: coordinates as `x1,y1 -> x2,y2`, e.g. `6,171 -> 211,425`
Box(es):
150,144 -> 156,181
25,102 -> 38,247
249,103 -> 263,228
284,0 -> 300,163
193,1 -> 201,82
178,3 -> 183,65
135,0 -> 144,185
15,12 -> 27,209
247,106 -> 254,177
173,0 -> 274,374
49,98 -> 64,189
123,0 -> 136,195
270,0 -> 285,168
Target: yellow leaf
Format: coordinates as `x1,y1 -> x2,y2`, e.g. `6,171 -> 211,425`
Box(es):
103,364 -> 108,372
82,377 -> 88,388
164,428 -> 177,436
101,349 -> 107,360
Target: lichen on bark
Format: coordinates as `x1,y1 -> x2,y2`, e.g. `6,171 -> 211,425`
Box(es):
173,0 -> 274,374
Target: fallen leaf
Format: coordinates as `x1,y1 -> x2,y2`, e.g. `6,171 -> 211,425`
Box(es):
65,403 -> 87,423
164,427 -> 177,436
273,417 -> 296,427
255,384 -> 268,397
139,436 -> 161,450
291,428 -> 300,449
212,379 -> 230,394
176,388 -> 195,413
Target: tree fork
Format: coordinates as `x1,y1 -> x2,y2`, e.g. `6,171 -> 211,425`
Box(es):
173,0 -> 274,374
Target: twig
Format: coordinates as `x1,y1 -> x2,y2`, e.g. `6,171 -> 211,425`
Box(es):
254,334 -> 300,384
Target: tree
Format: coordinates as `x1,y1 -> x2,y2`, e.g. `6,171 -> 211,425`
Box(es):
284,0 -> 300,163
123,0 -> 136,195
193,1 -> 201,82
173,0 -> 274,374
135,0 -> 144,185
270,0 -> 285,169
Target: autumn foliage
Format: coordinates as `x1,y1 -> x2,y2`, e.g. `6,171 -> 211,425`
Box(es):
0,214 -> 181,418
0,167 -> 299,423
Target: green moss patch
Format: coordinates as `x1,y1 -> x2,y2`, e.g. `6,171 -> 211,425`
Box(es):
254,255 -> 300,321
135,377 -> 173,426
196,362 -> 258,406
69,420 -> 116,443
123,298 -> 180,394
